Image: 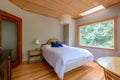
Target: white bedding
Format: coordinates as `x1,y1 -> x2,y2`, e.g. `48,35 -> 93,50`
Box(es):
42,44 -> 94,79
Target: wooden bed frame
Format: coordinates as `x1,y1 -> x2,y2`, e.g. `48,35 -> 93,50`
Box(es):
41,38 -> 93,75
40,38 -> 59,49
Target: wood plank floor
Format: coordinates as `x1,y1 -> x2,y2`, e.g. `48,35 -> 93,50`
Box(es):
12,60 -> 105,80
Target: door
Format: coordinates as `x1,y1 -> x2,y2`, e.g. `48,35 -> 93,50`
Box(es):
2,19 -> 18,66
0,9 -> 22,68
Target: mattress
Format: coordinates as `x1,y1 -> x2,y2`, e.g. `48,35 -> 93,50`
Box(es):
42,44 -> 94,79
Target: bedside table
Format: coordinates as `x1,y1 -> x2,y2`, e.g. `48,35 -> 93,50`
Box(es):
28,49 -> 43,63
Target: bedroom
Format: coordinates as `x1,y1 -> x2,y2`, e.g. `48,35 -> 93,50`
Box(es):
0,0 -> 120,80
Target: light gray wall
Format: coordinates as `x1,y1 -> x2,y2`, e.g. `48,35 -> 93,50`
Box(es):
63,24 -> 69,45
76,4 -> 120,59
69,20 -> 76,46
0,0 -> 63,61
63,19 -> 76,46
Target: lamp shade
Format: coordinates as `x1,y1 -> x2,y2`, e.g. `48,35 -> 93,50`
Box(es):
35,40 -> 40,45
59,14 -> 71,24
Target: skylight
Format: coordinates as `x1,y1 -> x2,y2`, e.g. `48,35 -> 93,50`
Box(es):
80,5 -> 105,16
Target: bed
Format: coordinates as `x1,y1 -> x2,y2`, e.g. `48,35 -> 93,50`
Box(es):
41,38 -> 94,80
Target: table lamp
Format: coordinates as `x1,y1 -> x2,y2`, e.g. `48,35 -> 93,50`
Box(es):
35,40 -> 40,50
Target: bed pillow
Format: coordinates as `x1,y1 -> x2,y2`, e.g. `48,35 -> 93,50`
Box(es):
51,42 -> 63,47
51,42 -> 59,47
56,41 -> 63,47
62,44 -> 68,47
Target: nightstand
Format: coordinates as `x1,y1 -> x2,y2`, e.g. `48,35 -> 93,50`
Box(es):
28,49 -> 43,63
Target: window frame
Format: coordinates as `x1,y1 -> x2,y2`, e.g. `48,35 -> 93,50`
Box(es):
78,16 -> 118,51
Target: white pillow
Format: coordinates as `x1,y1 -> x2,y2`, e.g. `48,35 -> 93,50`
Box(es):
42,45 -> 51,50
62,44 -> 68,47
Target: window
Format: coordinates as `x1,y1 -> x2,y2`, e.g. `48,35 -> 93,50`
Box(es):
80,5 -> 105,16
78,17 -> 118,50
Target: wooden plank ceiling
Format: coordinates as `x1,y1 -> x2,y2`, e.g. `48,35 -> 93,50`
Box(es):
9,0 -> 120,19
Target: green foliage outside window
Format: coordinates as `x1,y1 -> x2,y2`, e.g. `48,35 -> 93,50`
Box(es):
80,20 -> 114,48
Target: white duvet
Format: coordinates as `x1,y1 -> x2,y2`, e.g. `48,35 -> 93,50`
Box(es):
42,45 -> 94,79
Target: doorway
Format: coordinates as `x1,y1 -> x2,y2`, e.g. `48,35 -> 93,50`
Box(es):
0,9 -> 22,68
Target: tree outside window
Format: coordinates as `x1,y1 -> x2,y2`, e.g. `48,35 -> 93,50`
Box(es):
78,17 -> 117,50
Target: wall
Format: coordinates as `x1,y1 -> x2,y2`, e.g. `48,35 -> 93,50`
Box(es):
62,19 -> 76,46
76,4 -> 120,59
63,24 -> 69,45
69,19 -> 76,46
0,0 -> 63,61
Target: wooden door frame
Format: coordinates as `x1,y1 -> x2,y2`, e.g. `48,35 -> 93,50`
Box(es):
0,16 -> 1,49
0,9 -> 22,68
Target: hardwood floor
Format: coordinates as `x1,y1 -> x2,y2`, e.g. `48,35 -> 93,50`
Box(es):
12,60 -> 105,80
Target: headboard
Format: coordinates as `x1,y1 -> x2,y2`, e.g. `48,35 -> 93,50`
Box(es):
47,38 -> 59,44
40,38 -> 59,49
